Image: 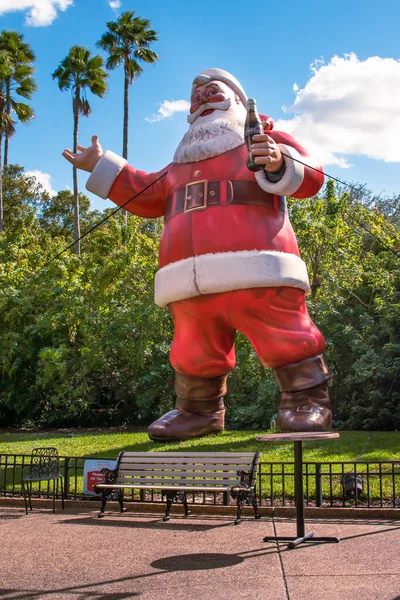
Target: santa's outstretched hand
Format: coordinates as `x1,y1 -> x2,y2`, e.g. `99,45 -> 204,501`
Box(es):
62,135 -> 103,173
251,133 -> 284,173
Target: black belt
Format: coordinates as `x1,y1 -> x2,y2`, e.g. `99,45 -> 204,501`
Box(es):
164,180 -> 284,221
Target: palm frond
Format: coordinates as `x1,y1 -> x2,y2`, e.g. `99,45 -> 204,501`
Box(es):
96,10 -> 158,79
53,45 -> 108,99
133,48 -> 159,64
0,111 -> 15,137
15,77 -> 37,99
9,100 -> 34,122
124,59 -> 143,83
0,30 -> 35,64
106,53 -> 123,70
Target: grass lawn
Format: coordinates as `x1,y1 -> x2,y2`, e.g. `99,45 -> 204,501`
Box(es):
1,428 -> 399,462
1,428 -> 399,504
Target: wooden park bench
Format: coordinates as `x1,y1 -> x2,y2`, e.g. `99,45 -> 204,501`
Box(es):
94,451 -> 261,525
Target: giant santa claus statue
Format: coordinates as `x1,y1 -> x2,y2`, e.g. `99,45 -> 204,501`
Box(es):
63,68 -> 331,442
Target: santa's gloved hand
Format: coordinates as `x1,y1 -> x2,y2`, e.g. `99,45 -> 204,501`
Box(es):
62,134 -> 103,173
251,133 -> 284,173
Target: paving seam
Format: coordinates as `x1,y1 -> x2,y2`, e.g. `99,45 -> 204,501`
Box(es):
285,573 -> 400,578
272,512 -> 291,600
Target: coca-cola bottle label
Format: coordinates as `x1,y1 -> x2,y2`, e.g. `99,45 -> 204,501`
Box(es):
245,125 -> 264,136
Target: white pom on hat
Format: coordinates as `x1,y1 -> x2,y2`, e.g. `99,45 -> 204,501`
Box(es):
192,68 -> 248,106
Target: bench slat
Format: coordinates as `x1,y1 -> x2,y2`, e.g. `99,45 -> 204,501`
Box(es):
117,470 -> 244,479
118,457 -> 254,467
117,465 -> 249,474
117,477 -> 240,487
95,483 -> 248,492
117,452 -> 256,458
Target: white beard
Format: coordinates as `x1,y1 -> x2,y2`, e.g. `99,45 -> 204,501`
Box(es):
173,105 -> 246,164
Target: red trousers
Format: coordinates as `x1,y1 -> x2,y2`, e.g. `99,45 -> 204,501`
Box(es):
169,287 -> 325,378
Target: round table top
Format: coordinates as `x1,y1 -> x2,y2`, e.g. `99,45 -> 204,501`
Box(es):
256,431 -> 340,442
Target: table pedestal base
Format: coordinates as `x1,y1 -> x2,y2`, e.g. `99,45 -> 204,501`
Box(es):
263,532 -> 339,549
256,432 -> 341,550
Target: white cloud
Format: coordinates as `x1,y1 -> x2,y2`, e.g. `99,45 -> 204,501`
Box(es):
275,53 -> 400,168
25,170 -> 57,196
108,0 -> 121,9
145,99 -> 190,123
0,0 -> 73,26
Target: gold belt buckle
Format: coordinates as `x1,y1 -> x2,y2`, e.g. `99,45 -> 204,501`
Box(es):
184,179 -> 208,213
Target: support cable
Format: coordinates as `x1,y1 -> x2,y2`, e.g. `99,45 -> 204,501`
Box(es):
30,171 -> 167,278
280,151 -> 400,260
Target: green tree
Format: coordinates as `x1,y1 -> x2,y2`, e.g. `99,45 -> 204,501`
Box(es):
52,46 -> 107,255
0,189 -> 172,427
288,180 -> 400,430
97,11 -> 158,160
2,164 -> 48,230
38,189 -> 101,240
0,30 -> 36,168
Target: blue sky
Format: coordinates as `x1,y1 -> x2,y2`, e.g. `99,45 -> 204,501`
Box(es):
1,0 -> 400,211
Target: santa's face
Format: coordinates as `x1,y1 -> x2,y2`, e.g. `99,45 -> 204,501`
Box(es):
174,80 -> 247,164
189,81 -> 231,122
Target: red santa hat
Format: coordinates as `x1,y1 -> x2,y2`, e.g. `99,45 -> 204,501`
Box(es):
191,68 -> 248,107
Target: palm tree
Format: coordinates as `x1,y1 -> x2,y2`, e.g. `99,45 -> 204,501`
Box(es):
0,49 -> 34,232
0,51 -> 12,232
97,11 -> 158,161
0,30 -> 36,168
52,46 -> 107,255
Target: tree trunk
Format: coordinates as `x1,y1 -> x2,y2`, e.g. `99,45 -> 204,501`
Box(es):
73,91 -> 81,256
123,69 -> 129,161
122,67 -> 129,225
0,132 -> 3,232
4,79 -> 10,168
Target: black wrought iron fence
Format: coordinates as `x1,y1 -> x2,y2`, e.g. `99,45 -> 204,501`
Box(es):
1,453 -> 399,508
258,460 -> 400,508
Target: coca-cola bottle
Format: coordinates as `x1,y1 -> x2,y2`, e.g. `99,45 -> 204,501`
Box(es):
244,98 -> 264,172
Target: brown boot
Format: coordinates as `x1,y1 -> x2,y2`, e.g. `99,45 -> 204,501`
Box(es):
274,355 -> 332,433
147,373 -> 227,442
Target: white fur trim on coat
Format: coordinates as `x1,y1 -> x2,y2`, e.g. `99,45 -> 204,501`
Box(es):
154,250 -> 310,307
255,144 -> 304,196
86,151 -> 127,199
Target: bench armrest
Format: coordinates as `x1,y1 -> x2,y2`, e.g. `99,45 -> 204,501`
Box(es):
101,467 -> 118,485
236,469 -> 252,488
93,467 -> 118,494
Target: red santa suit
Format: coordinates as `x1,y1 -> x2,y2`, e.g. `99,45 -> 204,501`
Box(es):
86,120 -> 325,377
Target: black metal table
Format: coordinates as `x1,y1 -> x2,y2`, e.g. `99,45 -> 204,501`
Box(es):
256,431 -> 340,549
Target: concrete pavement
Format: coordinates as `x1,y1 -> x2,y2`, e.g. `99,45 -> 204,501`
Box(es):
1,505 -> 400,599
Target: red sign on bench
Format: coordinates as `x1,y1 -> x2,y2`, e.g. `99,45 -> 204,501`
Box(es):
83,459 -> 117,495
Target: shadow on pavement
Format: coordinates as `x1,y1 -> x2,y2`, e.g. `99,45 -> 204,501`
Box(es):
0,589 -> 139,599
56,515 -> 235,531
339,525 -> 400,542
151,552 -> 244,571
150,547 -> 278,571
